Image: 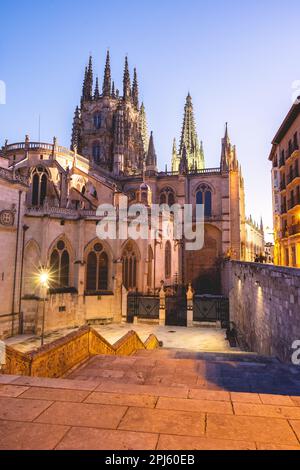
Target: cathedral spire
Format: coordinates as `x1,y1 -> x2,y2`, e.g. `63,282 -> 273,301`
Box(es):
221,122 -> 231,170
179,144 -> 189,175
102,50 -> 111,96
174,94 -> 204,172
86,55 -> 93,99
81,56 -> 93,103
146,131 -> 157,170
94,76 -> 100,99
260,217 -> 264,233
139,102 -> 149,152
180,93 -> 197,154
173,138 -> 177,154
81,66 -> 88,104
132,68 -> 139,109
71,106 -> 81,152
123,56 -> 131,101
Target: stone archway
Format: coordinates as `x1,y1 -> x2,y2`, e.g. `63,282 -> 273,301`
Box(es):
185,224 -> 222,294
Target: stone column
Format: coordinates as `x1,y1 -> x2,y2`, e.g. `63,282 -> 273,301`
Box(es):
186,283 -> 194,328
113,259 -> 124,323
159,282 -> 166,326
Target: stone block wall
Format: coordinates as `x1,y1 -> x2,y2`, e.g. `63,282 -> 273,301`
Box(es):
223,261 -> 300,362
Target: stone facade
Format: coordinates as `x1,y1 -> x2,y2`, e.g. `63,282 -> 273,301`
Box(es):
0,51 -> 250,339
244,216 -> 265,262
269,98 -> 300,267
0,165 -> 28,338
223,261 -> 300,362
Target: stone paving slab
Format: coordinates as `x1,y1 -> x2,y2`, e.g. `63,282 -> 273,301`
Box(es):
35,401 -> 128,429
85,391 -> 158,408
0,385 -> 29,398
19,387 -> 91,403
157,435 -> 257,450
157,396 -> 233,415
206,413 -> 299,446
118,407 -> 206,437
96,380 -> 189,398
0,421 -> 70,450
233,403 -> 300,420
0,397 -> 53,422
0,376 -> 300,450
13,376 -> 101,391
56,427 -> 159,450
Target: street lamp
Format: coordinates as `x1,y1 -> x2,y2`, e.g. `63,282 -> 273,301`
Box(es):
38,268 -> 50,346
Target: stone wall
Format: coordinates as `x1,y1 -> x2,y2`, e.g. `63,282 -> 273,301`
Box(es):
223,261 -> 300,362
1,326 -> 160,378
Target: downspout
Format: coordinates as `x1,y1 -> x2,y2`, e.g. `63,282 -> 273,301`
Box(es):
18,224 -> 29,334
11,190 -> 22,336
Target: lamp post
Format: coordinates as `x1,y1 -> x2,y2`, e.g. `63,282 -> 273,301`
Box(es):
39,268 -> 50,347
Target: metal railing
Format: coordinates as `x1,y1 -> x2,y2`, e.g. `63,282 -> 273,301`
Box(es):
288,224 -> 300,236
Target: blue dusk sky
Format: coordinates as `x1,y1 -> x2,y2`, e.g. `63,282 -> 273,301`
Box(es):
1,0 -> 300,232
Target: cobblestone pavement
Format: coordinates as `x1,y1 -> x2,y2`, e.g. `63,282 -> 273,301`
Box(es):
1,349 -> 300,450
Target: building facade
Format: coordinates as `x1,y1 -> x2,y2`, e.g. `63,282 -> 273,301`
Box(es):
0,52 -> 249,339
244,216 -> 265,262
269,98 -> 300,268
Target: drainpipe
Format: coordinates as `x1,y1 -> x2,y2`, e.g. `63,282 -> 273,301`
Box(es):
11,190 -> 22,336
18,225 -> 29,334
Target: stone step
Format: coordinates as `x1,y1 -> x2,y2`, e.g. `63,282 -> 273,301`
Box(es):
133,348 -> 280,364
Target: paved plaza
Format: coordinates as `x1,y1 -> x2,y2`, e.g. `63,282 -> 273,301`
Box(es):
4,324 -> 236,354
1,347 -> 300,450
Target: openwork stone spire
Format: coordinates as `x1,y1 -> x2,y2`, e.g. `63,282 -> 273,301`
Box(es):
132,68 -> 139,109
146,131 -> 157,170
172,94 -> 205,172
139,102 -> 149,152
94,76 -> 100,99
102,50 -> 111,96
81,56 -> 93,103
123,56 -> 131,101
179,144 -> 189,175
71,106 -> 81,152
180,93 -> 198,154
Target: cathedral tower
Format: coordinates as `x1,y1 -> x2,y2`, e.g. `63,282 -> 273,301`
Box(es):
172,94 -> 205,172
71,52 -> 149,176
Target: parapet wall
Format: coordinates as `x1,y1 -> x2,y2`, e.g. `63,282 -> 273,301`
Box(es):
223,261 -> 300,362
2,326 -> 160,378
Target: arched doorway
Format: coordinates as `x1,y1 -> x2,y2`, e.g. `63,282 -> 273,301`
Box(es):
185,224 -> 222,294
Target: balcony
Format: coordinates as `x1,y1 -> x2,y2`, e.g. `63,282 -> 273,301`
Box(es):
287,197 -> 300,211
287,168 -> 300,185
288,224 -> 300,236
286,142 -> 299,161
279,158 -> 285,168
280,181 -> 286,191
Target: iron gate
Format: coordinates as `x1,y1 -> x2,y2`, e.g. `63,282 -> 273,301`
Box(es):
127,293 -> 159,323
193,296 -> 229,328
166,288 -> 187,327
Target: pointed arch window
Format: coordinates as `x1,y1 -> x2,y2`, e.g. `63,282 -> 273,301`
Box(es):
94,113 -> 102,130
50,240 -> 70,288
86,243 -> 109,292
31,167 -> 49,207
122,243 -> 137,291
147,246 -> 154,289
92,143 -> 101,164
159,188 -> 176,206
196,184 -> 212,218
165,241 -> 172,279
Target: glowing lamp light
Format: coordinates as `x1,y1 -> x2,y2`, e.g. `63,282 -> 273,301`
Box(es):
38,269 -> 50,287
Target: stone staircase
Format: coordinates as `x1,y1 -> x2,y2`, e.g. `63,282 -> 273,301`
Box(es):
67,347 -> 300,396
2,346 -> 300,450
